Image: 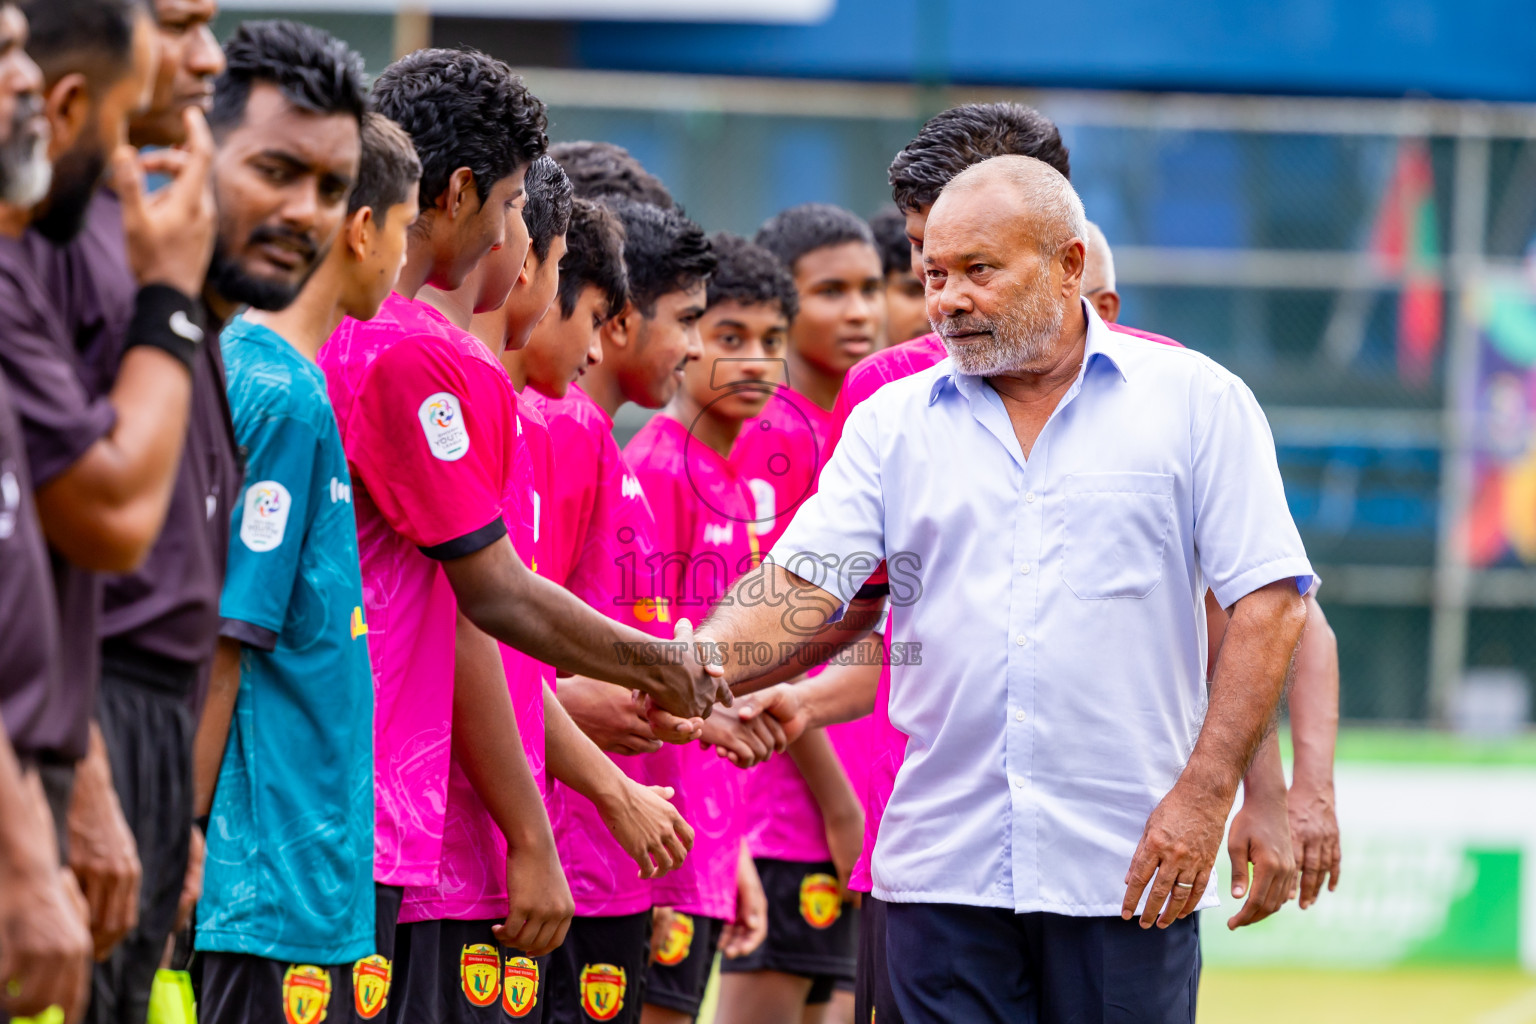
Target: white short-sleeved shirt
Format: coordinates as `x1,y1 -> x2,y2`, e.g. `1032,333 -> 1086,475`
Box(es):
769,302 -> 1315,916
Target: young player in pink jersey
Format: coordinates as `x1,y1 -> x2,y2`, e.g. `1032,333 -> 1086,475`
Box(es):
720,204 -> 886,1024
627,232 -> 802,1024
390,155 -> 692,1024
317,52 -> 724,1020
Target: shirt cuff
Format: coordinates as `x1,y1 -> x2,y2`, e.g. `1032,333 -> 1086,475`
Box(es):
418,517 -> 507,561
1211,558 -> 1317,611
220,617 -> 279,652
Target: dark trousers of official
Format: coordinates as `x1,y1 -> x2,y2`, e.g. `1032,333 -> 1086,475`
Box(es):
885,903 -> 1200,1024
87,670 -> 195,1024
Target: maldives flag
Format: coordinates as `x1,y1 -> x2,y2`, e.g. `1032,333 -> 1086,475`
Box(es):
1371,139 -> 1443,387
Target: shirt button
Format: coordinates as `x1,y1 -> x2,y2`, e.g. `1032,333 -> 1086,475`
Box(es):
1013,777 -> 1026,789
1015,709 -> 1027,722
1025,491 -> 1037,503
1020,563 -> 1031,575
1015,635 -> 1028,646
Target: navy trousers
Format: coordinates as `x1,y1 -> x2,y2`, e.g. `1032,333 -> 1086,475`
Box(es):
885,903 -> 1201,1024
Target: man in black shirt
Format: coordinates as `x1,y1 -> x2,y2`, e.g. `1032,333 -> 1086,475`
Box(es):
0,3 -> 93,1018
0,0 -> 215,992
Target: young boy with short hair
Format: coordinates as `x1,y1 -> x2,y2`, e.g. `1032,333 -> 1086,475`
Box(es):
719,203 -> 886,1024
196,111 -> 421,1022
627,232 -> 800,1024
869,204 -> 928,347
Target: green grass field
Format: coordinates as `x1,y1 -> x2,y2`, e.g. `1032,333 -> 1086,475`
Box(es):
1198,967 -> 1536,1024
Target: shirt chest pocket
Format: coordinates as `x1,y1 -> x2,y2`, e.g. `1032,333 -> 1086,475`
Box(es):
1060,471 -> 1174,600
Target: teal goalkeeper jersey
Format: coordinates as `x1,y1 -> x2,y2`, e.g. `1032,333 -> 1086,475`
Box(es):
197,316 -> 375,963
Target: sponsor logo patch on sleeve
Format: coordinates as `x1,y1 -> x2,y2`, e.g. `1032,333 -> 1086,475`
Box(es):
419,392 -> 470,462
240,480 -> 292,552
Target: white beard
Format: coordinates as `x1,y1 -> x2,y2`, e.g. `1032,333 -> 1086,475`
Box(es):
934,262 -> 1066,376
1,134 -> 51,208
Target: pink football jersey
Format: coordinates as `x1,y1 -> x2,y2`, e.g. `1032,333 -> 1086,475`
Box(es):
626,413 -> 760,921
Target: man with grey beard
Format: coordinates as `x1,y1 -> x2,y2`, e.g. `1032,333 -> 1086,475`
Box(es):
693,154 -> 1315,1023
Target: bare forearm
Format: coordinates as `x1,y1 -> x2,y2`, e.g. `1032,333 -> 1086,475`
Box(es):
543,687 -> 625,807
0,725 -> 53,877
729,597 -> 885,695
1288,596 -> 1338,793
451,615 -> 552,848
450,547 -> 681,694
1182,580 -> 1306,804
792,654 -> 881,729
192,637 -> 240,817
788,728 -> 860,825
1242,730 -> 1287,802
702,563 -> 842,688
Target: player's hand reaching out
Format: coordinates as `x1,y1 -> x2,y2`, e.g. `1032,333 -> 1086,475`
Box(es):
1288,780 -> 1341,909
596,780 -> 694,880
495,833 -> 573,957
719,843 -> 768,959
559,676 -> 664,755
1225,783 -> 1297,929
648,619 -> 728,720
735,683 -> 810,747
699,705 -> 786,768
638,692 -> 703,745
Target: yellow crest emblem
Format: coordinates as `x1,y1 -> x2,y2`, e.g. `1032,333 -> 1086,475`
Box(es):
579,963 -> 627,1021
350,606 -> 367,639
502,955 -> 539,1017
654,911 -> 694,966
281,965 -> 332,1024
459,944 -> 501,1007
799,872 -> 842,930
351,955 -> 391,1019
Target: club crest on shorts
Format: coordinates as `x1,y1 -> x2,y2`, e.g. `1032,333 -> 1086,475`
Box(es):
459,944 -> 502,1007
281,965 -> 332,1024
579,963 -> 626,1021
502,955 -> 539,1017
654,911 -> 694,966
351,955 -> 391,1019
800,872 -> 842,929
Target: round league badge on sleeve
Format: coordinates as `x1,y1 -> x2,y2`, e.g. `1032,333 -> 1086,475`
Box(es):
419,392 -> 470,462
240,481 -> 291,552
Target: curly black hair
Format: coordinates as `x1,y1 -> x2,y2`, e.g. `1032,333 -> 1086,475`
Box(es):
550,140 -> 674,209
601,198 -> 715,317
556,198 -> 627,321
705,232 -> 798,321
209,21 -> 367,138
868,204 -> 913,278
349,112 -> 421,217
524,155 -> 573,262
19,0 -> 139,88
373,48 -> 547,212
753,203 -> 873,276
888,103 -> 1070,212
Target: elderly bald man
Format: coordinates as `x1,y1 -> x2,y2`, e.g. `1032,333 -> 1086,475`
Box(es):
694,155 -> 1313,1023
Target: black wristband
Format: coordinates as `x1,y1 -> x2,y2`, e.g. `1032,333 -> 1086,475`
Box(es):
124,284 -> 203,371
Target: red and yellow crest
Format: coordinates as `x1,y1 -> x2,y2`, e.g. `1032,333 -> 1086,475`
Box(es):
459,944 -> 501,1007
281,965 -> 332,1024
578,963 -> 627,1021
502,955 -> 539,1017
351,955 -> 390,1019
799,872 -> 842,930
654,912 -> 695,966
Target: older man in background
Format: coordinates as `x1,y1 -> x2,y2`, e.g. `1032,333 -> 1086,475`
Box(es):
696,154 -> 1313,1023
